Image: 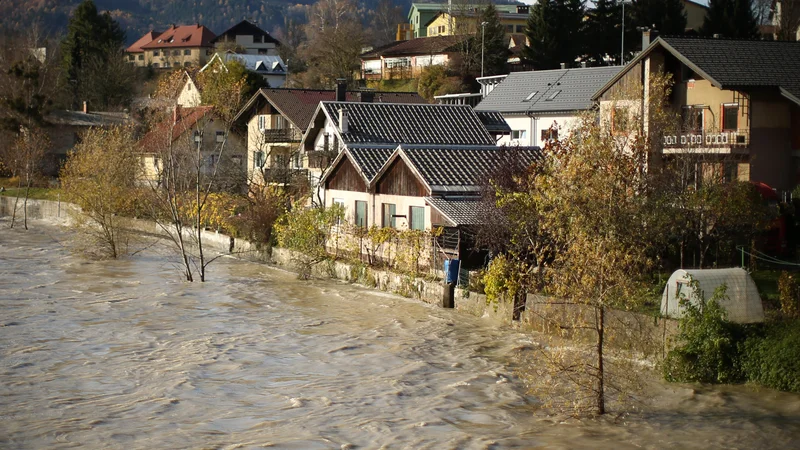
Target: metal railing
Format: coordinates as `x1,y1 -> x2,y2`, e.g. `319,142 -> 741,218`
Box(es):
662,129 -> 750,149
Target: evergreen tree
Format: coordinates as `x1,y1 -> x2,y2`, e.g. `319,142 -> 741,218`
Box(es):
631,0 -> 687,48
60,0 -> 126,108
476,4 -> 509,76
522,0 -> 586,70
700,0 -> 760,39
586,0 -> 622,65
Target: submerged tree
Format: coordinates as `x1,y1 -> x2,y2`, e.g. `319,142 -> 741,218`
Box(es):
61,126 -> 142,258
7,129 -> 49,230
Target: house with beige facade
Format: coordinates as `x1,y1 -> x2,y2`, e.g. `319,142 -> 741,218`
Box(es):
126,31 -> 161,67
138,106 -> 246,190
234,84 -> 425,188
135,24 -> 217,69
592,35 -> 800,192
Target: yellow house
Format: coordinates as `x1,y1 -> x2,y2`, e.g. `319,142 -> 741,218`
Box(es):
136,24 -> 217,69
425,9 -> 528,37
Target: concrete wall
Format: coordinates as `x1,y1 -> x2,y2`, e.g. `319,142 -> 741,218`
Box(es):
3,197 -> 675,354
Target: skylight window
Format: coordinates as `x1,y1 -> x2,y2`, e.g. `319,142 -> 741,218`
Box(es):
545,90 -> 562,101
523,91 -> 538,102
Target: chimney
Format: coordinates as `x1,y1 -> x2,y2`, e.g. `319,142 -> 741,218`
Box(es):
581,61 -> 587,68
82,101 -> 87,113
173,105 -> 180,125
642,29 -> 659,50
335,78 -> 347,102
713,33 -> 721,39
338,108 -> 348,134
560,63 -> 566,69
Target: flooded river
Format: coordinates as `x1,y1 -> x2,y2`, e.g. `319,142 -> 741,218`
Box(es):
2,223 -> 800,449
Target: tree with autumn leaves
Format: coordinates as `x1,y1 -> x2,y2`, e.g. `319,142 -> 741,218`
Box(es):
482,73 -> 771,415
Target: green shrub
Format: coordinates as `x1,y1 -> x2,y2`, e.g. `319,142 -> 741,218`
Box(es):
743,321 -> 800,392
778,271 -> 800,318
662,284 -> 747,384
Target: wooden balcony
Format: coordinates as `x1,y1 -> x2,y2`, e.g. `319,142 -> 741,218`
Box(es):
662,129 -> 750,154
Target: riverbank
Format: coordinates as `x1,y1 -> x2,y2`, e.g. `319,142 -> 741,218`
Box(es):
0,196 -> 676,356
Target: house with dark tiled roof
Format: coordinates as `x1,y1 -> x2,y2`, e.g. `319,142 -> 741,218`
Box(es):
139,24 -> 217,69
592,35 -> 800,191
319,144 -> 538,262
211,20 -> 281,56
138,106 -> 246,188
476,65 -> 622,148
233,84 -> 426,186
360,35 -> 467,80
307,100 -> 519,228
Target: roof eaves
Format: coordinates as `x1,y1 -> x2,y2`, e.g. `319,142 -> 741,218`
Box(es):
424,197 -> 457,227
779,87 -> 800,108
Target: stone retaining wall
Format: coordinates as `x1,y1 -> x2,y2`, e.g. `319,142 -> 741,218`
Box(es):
2,197 -> 677,354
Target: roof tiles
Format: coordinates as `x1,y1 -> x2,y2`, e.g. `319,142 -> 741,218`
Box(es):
321,102 -> 496,146
141,25 -> 216,49
476,66 -> 622,114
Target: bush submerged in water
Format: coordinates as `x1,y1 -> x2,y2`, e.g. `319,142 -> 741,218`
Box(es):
743,320 -> 800,393
662,285 -> 748,384
662,280 -> 800,392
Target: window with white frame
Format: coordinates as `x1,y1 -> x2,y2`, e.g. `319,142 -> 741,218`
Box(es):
511,130 -> 527,140
722,103 -> 738,131
257,115 -> 267,132
215,131 -> 225,142
254,151 -> 265,168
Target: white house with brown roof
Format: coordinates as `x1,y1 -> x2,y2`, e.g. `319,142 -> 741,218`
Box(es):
360,35 -> 466,80
126,31 -> 161,67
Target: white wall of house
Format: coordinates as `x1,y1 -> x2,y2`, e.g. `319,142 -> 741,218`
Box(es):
323,189 -> 433,231
496,114 -> 577,148
177,79 -> 202,107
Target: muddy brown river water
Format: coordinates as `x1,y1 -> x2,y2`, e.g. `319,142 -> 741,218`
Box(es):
2,222 -> 800,449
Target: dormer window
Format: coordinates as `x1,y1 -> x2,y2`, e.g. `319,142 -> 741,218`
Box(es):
523,91 -> 537,102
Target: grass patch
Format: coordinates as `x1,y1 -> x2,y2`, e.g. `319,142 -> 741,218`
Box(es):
365,79 -> 419,93
0,187 -> 62,201
751,269 -> 781,303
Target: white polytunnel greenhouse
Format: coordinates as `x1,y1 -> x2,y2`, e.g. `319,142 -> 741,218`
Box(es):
660,268 -> 765,323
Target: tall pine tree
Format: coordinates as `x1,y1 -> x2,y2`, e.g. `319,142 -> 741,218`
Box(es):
476,4 -> 509,76
586,0 -> 622,65
522,0 -> 586,70
631,0 -> 687,49
700,0 -> 760,39
60,0 -> 126,108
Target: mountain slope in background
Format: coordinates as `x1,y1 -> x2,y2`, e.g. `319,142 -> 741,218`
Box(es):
0,0 -> 324,43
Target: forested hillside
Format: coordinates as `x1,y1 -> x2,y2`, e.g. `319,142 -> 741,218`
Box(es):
1,0 -> 406,42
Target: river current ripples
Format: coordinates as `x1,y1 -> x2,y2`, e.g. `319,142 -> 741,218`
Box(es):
2,222 -> 800,449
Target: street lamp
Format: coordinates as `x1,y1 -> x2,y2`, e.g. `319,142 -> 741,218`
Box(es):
620,0 -> 632,65
481,21 -> 488,78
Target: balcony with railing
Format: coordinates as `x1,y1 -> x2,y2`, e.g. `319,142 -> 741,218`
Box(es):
259,127 -> 303,143
662,129 -> 750,154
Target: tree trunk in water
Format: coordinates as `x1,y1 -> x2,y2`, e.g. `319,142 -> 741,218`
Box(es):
10,177 -> 22,229
596,305 -> 605,415
23,177 -> 31,230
